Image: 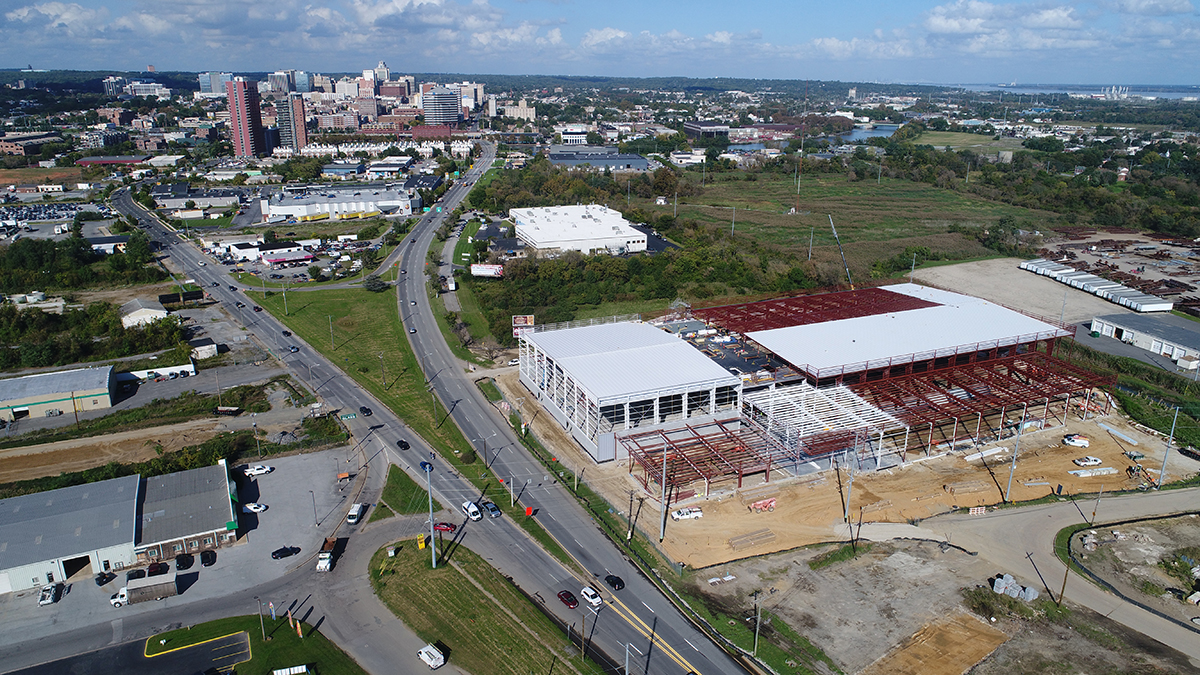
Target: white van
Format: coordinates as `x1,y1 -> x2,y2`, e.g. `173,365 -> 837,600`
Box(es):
347,503 -> 365,524
418,643 -> 445,669
461,500 -> 482,522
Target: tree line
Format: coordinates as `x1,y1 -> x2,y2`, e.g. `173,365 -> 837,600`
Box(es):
0,230 -> 162,294
0,301 -> 186,371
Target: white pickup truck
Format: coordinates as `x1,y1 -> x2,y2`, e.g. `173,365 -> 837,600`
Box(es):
671,507 -> 703,521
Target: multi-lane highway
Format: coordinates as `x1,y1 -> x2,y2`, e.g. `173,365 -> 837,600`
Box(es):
103,146 -> 744,675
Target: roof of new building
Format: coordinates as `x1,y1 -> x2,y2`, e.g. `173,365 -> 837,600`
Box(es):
119,298 -> 166,316
139,463 -> 234,546
75,155 -> 152,165
522,322 -> 740,401
0,366 -> 113,402
0,475 -> 139,570
511,204 -> 643,248
86,236 -> 131,246
1095,312 -> 1200,352
747,284 -> 1070,376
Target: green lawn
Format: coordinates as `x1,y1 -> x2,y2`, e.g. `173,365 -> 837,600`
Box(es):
432,287 -> 492,365
371,542 -> 602,675
452,219 -> 483,266
249,287 -> 575,568
146,616 -> 366,675
381,464 -> 442,515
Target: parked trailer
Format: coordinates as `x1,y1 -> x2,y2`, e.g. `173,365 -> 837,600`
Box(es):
110,569 -> 177,607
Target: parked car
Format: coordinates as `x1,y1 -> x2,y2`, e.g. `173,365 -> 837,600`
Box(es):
147,562 -> 170,576
200,550 -> 217,567
1063,434 -> 1091,448
604,574 -> 625,591
271,546 -> 300,560
671,507 -> 703,521
507,359 -> 519,366
1073,456 -> 1103,467
580,586 -> 602,607
242,503 -> 268,513
174,554 -> 194,571
433,522 -> 457,533
243,465 -> 273,477
95,571 -> 116,586
557,590 -> 579,609
126,569 -> 146,582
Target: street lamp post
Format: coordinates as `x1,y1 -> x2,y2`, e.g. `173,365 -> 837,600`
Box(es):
253,422 -> 261,458
378,352 -> 386,387
309,490 -> 318,527
421,461 -> 437,569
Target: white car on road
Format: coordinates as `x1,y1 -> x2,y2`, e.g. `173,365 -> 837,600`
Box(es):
580,586 -> 602,607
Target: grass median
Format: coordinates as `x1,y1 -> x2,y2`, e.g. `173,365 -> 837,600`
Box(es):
249,287 -> 575,569
370,540 -> 602,675
146,615 -> 365,675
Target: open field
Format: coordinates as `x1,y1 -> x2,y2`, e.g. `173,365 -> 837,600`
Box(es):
148,616 -> 366,675
915,131 -> 1027,152
0,166 -> 83,187
370,541 -> 601,675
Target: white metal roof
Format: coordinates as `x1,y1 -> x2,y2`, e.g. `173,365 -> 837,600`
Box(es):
523,322 -> 740,401
511,204 -> 643,249
746,284 -> 1069,375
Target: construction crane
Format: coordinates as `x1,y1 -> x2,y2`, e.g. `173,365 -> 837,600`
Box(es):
829,214 -> 854,290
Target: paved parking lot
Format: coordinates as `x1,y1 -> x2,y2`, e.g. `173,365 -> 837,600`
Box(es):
10,630 -> 250,675
0,448 -> 352,651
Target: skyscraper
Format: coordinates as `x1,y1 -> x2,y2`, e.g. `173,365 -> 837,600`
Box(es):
277,94 -> 308,152
198,72 -> 232,95
226,78 -> 265,158
294,71 -> 312,93
102,76 -> 127,97
268,70 -> 295,93
373,61 -> 390,82
422,87 -> 462,126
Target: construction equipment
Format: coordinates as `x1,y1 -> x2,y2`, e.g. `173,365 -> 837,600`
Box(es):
749,497 -> 776,513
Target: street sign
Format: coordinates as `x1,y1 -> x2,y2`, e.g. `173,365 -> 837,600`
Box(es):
340,413 -> 357,420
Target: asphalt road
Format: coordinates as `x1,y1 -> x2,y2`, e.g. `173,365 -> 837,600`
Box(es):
100,149 -> 743,675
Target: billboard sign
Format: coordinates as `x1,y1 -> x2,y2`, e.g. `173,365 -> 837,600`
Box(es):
471,264 -> 504,278
512,315 -> 535,327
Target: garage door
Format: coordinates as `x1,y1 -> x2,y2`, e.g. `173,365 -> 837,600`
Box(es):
0,572 -> 12,595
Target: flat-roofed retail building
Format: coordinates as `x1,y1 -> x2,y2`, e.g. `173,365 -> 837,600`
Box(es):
137,461 -> 238,562
510,204 -> 646,255
518,321 -> 742,461
0,366 -> 115,422
0,475 -> 139,593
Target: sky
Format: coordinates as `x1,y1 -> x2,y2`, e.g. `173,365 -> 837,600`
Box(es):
2,0 -> 1199,85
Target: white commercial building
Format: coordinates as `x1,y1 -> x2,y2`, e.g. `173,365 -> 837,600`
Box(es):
510,204 -> 647,255
261,187 -> 421,222
518,321 -> 742,462
119,298 -> 169,328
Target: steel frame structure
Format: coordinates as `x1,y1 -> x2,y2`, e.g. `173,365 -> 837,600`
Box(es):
621,416 -> 794,498
850,352 -> 1114,457
743,382 -> 906,450
693,287 -> 939,334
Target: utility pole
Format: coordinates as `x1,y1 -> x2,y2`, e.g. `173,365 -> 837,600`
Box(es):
1005,407 -> 1028,502
751,590 -> 762,657
731,206 -> 735,234
253,422 -> 261,458
216,373 -> 222,407
1157,407 -> 1179,488
659,450 -> 669,543
328,315 -> 334,350
378,352 -> 386,387
808,225 -> 814,261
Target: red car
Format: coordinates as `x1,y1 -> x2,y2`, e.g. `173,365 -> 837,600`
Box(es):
433,522 -> 456,533
557,590 -> 578,609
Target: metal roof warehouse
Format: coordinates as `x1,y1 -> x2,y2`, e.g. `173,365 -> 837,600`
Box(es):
0,366 -> 114,422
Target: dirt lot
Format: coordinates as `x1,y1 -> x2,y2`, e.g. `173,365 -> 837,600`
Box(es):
0,387 -> 305,483
1071,514 -> 1200,628
0,166 -> 83,187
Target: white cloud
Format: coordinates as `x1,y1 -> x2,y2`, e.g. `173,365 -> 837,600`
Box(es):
5,2 -> 107,36
1116,0 -> 1193,14
580,26 -> 628,48
707,30 -> 733,44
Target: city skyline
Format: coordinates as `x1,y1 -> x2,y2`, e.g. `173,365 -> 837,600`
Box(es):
2,0 -> 1199,85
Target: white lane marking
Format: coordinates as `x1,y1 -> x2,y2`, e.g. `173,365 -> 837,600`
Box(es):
685,639 -> 699,652
642,601 -> 654,613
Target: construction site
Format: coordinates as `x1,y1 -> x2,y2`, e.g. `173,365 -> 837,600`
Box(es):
500,279 -> 1199,570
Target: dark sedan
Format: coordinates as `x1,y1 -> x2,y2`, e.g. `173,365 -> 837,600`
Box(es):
271,546 -> 300,560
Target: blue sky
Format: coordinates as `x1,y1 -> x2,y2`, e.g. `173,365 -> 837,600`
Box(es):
3,0 -> 1198,84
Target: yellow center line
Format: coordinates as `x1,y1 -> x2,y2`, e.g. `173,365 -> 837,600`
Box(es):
605,595 -> 702,674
